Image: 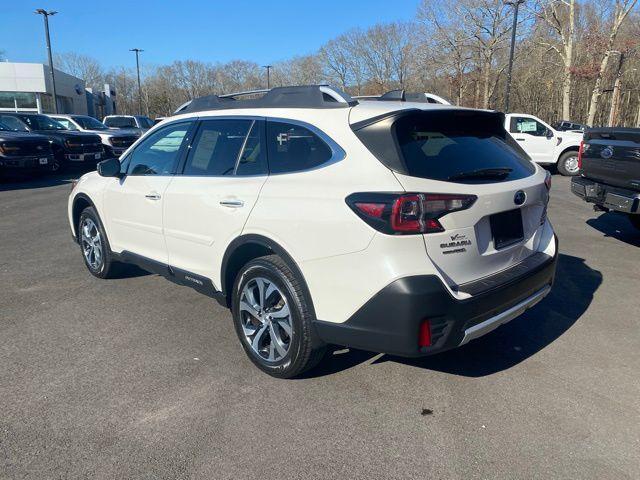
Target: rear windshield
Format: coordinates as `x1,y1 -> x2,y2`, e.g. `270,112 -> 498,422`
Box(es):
105,117 -> 137,128
355,110 -> 535,183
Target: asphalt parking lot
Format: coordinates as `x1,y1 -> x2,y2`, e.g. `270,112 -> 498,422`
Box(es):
1,172 -> 639,479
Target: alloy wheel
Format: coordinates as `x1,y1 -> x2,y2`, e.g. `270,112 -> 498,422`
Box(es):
80,217 -> 103,271
239,277 -> 292,363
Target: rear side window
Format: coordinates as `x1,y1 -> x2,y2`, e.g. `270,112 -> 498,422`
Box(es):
355,110 -> 534,183
266,121 -> 332,174
183,119 -> 254,176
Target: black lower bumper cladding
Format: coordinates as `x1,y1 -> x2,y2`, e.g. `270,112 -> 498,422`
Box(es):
314,238 -> 558,357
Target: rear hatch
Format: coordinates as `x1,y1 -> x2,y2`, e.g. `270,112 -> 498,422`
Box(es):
352,108 -> 549,288
581,128 -> 640,191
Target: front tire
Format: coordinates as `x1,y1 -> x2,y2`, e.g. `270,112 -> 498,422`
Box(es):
78,206 -> 120,279
557,151 -> 580,176
231,255 -> 326,378
628,214 -> 640,231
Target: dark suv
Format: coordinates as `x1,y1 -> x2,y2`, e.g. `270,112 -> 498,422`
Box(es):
0,113 -> 104,172
0,120 -> 54,177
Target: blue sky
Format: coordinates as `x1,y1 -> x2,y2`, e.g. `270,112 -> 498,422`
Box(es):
1,0 -> 419,71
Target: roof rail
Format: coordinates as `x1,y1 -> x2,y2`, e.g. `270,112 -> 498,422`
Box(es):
353,90 -> 451,105
174,85 -> 358,115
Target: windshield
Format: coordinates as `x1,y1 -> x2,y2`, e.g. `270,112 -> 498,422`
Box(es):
74,116 -> 109,130
355,110 -> 535,184
136,116 -> 154,128
21,115 -> 67,131
0,115 -> 29,132
105,116 -> 137,128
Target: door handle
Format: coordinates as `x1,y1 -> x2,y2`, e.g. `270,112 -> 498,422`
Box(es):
145,193 -> 161,200
219,199 -> 244,208
516,138 -> 526,142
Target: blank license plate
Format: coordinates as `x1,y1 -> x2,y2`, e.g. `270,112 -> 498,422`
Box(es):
490,209 -> 524,249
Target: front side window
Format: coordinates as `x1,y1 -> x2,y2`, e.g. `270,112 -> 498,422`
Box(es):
0,115 -> 29,132
510,117 -> 548,137
53,118 -> 78,130
74,116 -> 108,130
20,115 -> 66,131
127,122 -> 191,176
266,121 -> 333,174
183,119 -> 253,176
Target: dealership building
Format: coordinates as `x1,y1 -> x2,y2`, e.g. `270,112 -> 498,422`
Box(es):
0,62 -> 116,119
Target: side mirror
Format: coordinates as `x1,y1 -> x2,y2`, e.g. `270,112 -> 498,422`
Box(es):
97,157 -> 121,177
546,129 -> 554,139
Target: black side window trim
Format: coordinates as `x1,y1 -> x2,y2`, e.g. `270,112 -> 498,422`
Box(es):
123,120 -> 197,176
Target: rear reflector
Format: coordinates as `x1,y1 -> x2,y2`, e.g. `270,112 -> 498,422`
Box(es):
419,320 -> 432,347
347,192 -> 477,235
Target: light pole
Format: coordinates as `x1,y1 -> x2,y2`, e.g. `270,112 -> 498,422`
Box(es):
504,0 -> 524,113
262,65 -> 272,89
130,48 -> 144,114
34,9 -> 58,114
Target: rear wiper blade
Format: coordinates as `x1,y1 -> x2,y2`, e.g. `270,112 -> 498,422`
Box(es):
447,167 -> 513,181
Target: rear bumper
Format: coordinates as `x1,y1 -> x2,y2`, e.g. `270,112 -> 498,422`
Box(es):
314,236 -> 558,357
571,176 -> 640,214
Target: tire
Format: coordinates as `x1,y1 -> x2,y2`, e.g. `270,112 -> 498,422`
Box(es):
557,151 -> 580,176
231,255 -> 326,378
77,206 -> 120,279
628,214 -> 640,231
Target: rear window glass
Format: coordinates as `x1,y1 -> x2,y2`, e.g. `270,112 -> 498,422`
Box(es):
105,117 -> 137,128
266,121 -> 333,174
357,110 -> 534,183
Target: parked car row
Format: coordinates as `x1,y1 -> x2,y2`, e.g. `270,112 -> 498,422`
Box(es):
0,113 -> 152,178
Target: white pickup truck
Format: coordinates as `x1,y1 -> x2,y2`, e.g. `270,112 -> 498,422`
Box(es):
505,113 -> 583,176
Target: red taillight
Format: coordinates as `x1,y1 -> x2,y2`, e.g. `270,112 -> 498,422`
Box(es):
577,141 -> 584,170
419,320 -> 432,347
354,202 -> 385,218
347,192 -> 477,235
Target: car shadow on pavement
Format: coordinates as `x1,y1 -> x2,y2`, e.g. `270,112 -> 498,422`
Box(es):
586,212 -> 640,247
305,253 -> 602,379
0,173 -> 75,192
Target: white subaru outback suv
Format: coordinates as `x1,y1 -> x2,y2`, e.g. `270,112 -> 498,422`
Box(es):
68,86 -> 558,378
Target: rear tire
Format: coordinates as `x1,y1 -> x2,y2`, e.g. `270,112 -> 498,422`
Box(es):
78,206 -> 120,279
557,151 -> 580,176
231,255 -> 326,378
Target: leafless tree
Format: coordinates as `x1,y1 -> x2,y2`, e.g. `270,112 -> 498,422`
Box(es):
586,0 -> 638,124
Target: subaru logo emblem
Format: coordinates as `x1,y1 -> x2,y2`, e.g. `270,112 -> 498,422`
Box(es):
601,146 -> 613,159
514,190 -> 526,206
